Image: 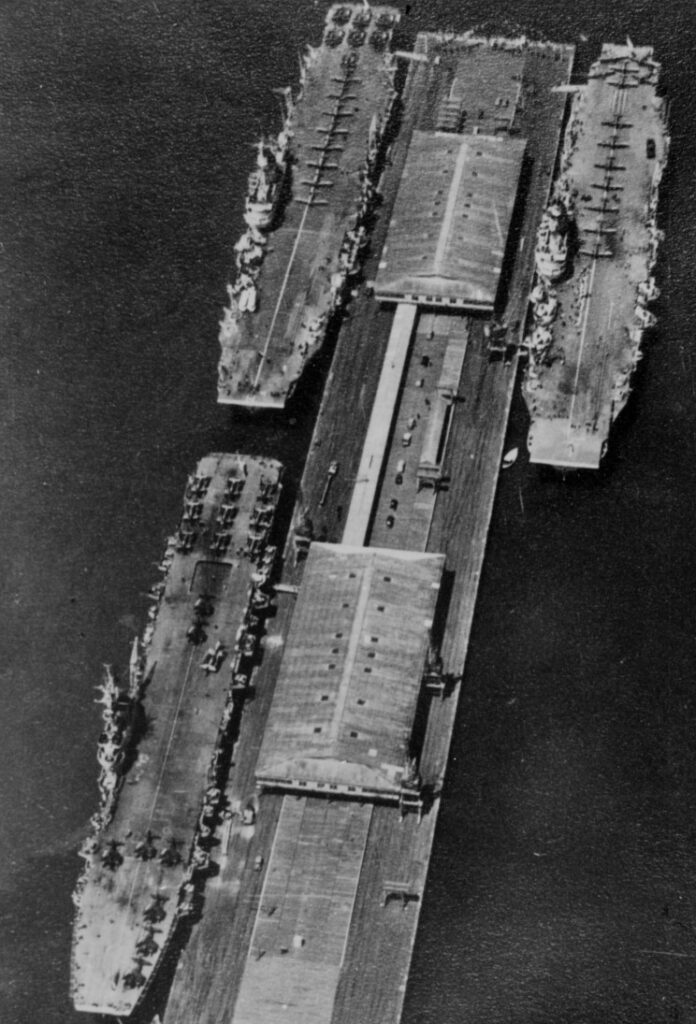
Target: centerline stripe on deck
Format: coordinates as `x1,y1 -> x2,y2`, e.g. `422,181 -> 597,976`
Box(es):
116,645 -> 197,969
148,646 -> 197,821
253,199 -> 314,392
568,253 -> 598,432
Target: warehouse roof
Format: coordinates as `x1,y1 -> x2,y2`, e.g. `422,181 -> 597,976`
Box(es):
256,542 -> 444,798
374,130 -> 527,309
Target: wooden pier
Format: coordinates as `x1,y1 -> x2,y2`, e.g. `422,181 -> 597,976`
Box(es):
160,31 -> 574,1024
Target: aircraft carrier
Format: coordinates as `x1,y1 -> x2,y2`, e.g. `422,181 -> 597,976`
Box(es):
522,42 -> 669,469
70,9 -> 669,1024
70,454 -> 282,1016
216,3 -> 400,408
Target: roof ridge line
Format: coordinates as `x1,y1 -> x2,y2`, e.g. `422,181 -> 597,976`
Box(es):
329,560 -> 374,745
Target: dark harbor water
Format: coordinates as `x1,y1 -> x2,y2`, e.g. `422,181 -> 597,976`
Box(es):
2,1 -> 696,1022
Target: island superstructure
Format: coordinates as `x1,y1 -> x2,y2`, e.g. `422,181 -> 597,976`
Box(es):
216,4 -> 400,408
70,12 -> 670,1024
522,42 -> 669,468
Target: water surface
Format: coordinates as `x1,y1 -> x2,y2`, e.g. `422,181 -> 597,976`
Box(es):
1,2 -> 695,1022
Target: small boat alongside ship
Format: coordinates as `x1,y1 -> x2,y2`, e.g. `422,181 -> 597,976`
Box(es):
502,447 -> 519,470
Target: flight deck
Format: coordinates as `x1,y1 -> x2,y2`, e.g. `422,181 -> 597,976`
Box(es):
71,455 -> 282,1016
522,43 -> 669,468
217,4 -> 400,408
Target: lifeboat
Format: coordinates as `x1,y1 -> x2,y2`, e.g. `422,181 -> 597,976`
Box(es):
637,276 -> 660,303
237,282 -> 258,314
534,295 -> 559,326
502,447 -> 519,470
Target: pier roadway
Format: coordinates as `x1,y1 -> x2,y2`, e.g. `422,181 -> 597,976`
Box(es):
368,311 -> 468,552
342,302 -> 417,546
